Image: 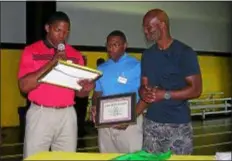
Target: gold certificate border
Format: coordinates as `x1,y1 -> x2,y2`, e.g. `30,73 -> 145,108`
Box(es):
38,60 -> 103,90
59,60 -> 102,75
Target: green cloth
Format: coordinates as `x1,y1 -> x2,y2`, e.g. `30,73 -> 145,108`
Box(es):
111,150 -> 172,161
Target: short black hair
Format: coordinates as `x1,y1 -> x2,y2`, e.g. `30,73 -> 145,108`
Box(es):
46,11 -> 70,25
107,30 -> 127,42
96,58 -> 105,66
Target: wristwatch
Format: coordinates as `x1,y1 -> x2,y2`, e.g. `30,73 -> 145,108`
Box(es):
164,91 -> 171,100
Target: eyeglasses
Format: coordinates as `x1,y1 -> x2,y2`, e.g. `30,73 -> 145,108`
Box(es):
106,43 -> 123,48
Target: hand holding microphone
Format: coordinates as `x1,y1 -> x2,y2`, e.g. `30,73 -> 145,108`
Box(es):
53,43 -> 67,62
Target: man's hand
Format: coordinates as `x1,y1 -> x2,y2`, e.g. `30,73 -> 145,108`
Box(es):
140,85 -> 166,103
139,85 -> 156,103
136,100 -> 148,116
52,51 -> 67,62
91,106 -> 96,123
112,124 -> 128,130
79,79 -> 95,92
76,79 -> 95,98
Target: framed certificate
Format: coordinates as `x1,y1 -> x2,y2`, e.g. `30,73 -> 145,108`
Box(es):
38,60 -> 102,91
95,92 -> 137,128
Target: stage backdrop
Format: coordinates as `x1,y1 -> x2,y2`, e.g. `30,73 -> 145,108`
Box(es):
0,1 -> 26,43
57,1 -> 232,53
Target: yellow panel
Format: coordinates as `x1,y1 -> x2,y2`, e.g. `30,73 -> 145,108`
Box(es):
198,56 -> 232,97
1,49 -> 26,127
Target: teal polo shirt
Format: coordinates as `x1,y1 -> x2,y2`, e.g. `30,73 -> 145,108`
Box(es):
95,53 -> 141,102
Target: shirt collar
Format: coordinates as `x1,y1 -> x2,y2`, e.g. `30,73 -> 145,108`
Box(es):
43,39 -> 55,49
109,52 -> 127,63
42,39 -> 67,50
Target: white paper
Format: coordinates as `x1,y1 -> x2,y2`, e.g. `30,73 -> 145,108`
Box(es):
215,152 -> 232,160
39,61 -> 101,90
103,100 -> 129,121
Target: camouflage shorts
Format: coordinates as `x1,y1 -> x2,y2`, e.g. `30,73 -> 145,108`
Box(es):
143,118 -> 193,155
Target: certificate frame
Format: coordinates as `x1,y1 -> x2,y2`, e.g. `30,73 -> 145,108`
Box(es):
38,60 -> 102,90
95,92 -> 137,128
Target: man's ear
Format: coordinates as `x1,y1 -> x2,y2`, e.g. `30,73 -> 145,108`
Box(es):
160,22 -> 166,30
124,42 -> 128,50
45,24 -> 50,33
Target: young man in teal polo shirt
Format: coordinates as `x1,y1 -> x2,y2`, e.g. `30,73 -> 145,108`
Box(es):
92,30 -> 143,153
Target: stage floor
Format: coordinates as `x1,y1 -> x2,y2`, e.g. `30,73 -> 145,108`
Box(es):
1,115 -> 231,161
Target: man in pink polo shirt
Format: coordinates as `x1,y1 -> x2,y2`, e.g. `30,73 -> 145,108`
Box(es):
18,11 -> 95,158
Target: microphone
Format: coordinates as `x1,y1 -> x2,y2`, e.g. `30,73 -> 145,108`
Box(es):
56,43 -> 69,62
57,43 -> 65,52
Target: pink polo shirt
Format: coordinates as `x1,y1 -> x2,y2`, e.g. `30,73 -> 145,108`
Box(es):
18,40 -> 84,107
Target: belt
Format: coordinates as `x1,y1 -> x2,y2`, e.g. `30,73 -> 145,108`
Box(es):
32,102 -> 73,109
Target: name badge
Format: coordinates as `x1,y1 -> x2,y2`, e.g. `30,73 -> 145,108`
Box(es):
118,76 -> 127,84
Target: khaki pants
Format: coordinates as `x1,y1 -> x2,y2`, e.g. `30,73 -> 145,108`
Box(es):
98,115 -> 143,153
23,103 -> 77,159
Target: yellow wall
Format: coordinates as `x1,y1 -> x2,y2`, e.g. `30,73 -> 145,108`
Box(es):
1,49 -> 231,127
198,56 -> 232,97
1,49 -> 27,127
